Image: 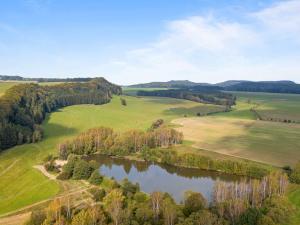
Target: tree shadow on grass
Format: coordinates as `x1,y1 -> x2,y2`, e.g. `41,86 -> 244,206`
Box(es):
42,112 -> 78,139
143,97 -> 188,105
163,105 -> 225,117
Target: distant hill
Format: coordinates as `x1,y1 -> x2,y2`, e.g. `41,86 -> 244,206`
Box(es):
127,80 -> 210,88
225,81 -> 300,94
128,79 -> 300,94
216,80 -> 248,87
0,75 -> 93,83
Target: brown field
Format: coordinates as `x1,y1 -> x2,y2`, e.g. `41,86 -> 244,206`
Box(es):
172,117 -> 300,167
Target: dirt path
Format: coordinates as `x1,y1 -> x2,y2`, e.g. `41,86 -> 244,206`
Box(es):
0,160 -> 19,177
0,212 -> 31,225
0,185 -> 91,219
33,165 -> 56,180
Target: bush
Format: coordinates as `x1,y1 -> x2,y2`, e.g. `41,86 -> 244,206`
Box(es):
59,155 -> 80,179
121,178 -> 140,195
89,170 -> 103,185
120,98 -> 127,106
290,161 -> 300,184
89,188 -> 106,202
183,191 -> 207,216
25,210 -> 46,225
237,207 -> 263,225
72,160 -> 94,180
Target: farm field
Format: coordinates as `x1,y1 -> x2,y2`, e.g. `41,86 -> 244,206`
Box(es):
229,91 -> 300,123
172,92 -> 300,167
173,117 -> 300,166
0,95 -> 217,215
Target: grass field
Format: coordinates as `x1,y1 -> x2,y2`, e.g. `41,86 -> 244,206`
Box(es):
0,95 -> 216,215
173,117 -> 300,167
171,91 -> 300,167
287,184 -> 300,225
229,91 -> 300,123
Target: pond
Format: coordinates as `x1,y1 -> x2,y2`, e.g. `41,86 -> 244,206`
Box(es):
86,154 -> 244,202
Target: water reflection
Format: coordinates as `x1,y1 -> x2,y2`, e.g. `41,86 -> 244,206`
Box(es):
85,154 -> 243,202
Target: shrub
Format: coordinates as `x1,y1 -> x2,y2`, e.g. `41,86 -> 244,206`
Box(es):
25,210 -> 46,225
289,161 -> 300,184
120,98 -> 127,106
183,191 -> 207,216
89,188 -> 106,202
72,160 -> 94,180
89,170 -> 103,185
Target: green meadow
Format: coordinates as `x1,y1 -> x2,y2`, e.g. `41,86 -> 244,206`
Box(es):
0,95 -> 211,215
229,91 -> 300,122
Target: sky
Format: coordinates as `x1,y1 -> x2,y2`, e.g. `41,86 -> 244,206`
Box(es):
0,0 -> 300,85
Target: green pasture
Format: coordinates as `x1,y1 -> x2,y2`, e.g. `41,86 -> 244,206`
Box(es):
229,91 -> 300,123
0,95 -> 216,215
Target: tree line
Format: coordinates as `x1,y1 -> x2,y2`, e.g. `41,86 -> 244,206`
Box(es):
58,126 -> 183,159
25,171 -> 294,225
57,122 -> 270,179
136,89 -> 236,106
0,78 -> 121,151
141,148 -> 271,179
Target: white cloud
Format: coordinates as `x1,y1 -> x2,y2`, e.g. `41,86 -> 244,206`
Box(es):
107,0 -> 300,84
253,0 -> 300,35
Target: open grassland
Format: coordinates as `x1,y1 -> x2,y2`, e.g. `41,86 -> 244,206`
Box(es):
230,91 -> 300,123
287,185 -> 300,225
173,116 -> 300,167
172,91 -> 300,167
0,95 -> 217,215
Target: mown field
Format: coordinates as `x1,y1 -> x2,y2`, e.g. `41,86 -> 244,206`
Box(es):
0,95 -> 220,215
229,91 -> 300,123
173,116 -> 300,166
173,92 -> 300,167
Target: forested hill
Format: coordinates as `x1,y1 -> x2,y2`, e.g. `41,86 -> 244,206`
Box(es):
127,80 -> 210,88
0,74 -> 93,82
225,81 -> 300,94
0,78 -> 121,151
129,80 -> 300,94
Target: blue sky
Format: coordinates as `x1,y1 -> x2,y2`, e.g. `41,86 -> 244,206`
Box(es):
0,0 -> 299,84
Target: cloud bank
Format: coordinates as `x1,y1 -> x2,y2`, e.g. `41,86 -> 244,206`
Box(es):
107,0 -> 300,84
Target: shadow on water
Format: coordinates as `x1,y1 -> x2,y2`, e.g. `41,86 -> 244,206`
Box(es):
85,154 -> 244,202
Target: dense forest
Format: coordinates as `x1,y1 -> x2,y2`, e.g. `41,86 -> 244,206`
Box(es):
137,88 -> 236,106
58,125 -> 183,161
225,81 -> 300,94
0,78 -> 121,151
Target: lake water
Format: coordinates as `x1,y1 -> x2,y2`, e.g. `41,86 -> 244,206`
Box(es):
87,154 -> 243,202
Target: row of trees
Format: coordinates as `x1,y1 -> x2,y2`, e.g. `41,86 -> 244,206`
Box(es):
25,172 -> 294,225
58,126 -> 183,159
0,78 -> 121,151
137,89 -> 236,106
57,123 -> 269,178
140,148 -> 271,179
